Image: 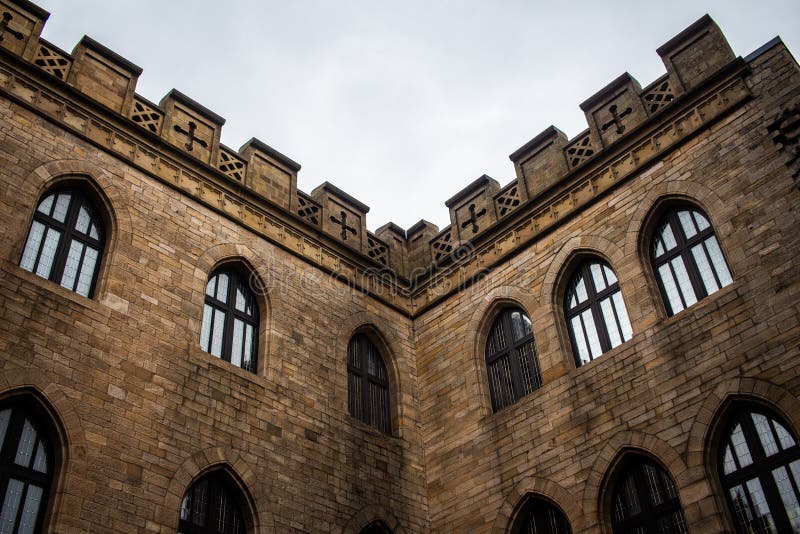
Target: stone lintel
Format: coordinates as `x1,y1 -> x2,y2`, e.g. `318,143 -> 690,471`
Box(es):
509,125 -> 568,199
656,14 -> 735,95
239,137 -> 299,211
0,0 -> 49,61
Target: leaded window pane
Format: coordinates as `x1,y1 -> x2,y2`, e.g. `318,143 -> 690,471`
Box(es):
565,260 -> 631,367
0,403 -> 54,534
515,498 -> 571,534
200,269 -> 259,373
20,189 -> 105,298
347,334 -> 391,433
651,206 -> 732,316
611,458 -> 687,534
485,308 -> 542,411
720,408 -> 800,533
179,473 -> 246,534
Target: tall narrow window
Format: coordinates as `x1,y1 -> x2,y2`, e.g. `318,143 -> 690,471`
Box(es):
564,260 -> 632,366
200,268 -> 259,373
514,497 -> 571,534
718,408 -> 800,533
0,402 -> 55,534
179,471 -> 247,534
610,456 -> 688,534
20,188 -> 104,298
347,334 -> 391,434
485,308 -> 542,412
651,206 -> 732,316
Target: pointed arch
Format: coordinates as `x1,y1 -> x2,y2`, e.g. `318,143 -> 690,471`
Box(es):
161,446 -> 273,532
491,476 -> 578,533
342,503 -> 402,534
337,311 -> 411,436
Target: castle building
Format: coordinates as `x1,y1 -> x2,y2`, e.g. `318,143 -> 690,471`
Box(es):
0,1 -> 798,532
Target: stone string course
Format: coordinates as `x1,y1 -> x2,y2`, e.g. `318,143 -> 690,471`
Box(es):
0,0 -> 799,532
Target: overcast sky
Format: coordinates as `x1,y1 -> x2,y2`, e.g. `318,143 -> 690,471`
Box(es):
35,1 -> 799,232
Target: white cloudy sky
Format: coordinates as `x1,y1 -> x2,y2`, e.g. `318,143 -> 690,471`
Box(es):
35,1 -> 799,231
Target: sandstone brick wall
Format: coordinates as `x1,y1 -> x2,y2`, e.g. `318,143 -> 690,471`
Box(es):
414,42 -> 800,532
0,93 -> 429,531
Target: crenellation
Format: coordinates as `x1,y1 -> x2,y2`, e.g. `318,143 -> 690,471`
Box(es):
406,219 -> 439,273
0,0 -> 47,61
375,222 -> 409,276
656,14 -> 735,95
239,136 -> 299,211
159,88 -> 224,168
445,174 -> 500,243
31,37 -> 70,80
130,93 -> 163,135
509,125 -> 569,199
311,181 -> 370,253
580,72 -> 648,149
68,35 -> 141,116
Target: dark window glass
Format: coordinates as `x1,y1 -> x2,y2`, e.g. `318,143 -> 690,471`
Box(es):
359,520 -> 392,534
515,498 -> 571,534
0,402 -> 54,534
20,189 -> 104,298
719,409 -> 800,533
651,206 -> 732,316
485,308 -> 542,412
611,457 -> 688,534
200,269 -> 259,373
179,472 -> 246,534
564,260 -> 632,366
347,334 -> 391,434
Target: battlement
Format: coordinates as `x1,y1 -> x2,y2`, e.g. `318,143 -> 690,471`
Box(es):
0,0 -> 763,289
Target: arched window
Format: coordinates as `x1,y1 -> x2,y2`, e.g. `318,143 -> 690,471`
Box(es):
0,401 -> 56,533
718,408 -> 800,533
179,471 -> 247,534
513,497 -> 571,534
485,307 -> 542,412
20,188 -> 104,298
610,456 -> 688,534
200,267 -> 259,373
651,206 -> 732,316
347,333 -> 391,434
564,260 -> 632,366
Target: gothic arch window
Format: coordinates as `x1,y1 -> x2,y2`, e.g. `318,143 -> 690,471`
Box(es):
609,456 -> 688,534
20,187 -> 105,298
513,497 -> 571,534
564,259 -> 632,366
200,267 -> 259,373
650,205 -> 732,316
485,307 -> 542,412
347,333 -> 391,434
0,399 -> 57,533
718,407 -> 800,533
179,471 -> 248,534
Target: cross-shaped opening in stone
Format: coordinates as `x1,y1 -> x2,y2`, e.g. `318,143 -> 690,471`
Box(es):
0,12 -> 24,42
460,203 -> 487,234
173,121 -> 208,152
601,104 -> 633,135
330,210 -> 357,240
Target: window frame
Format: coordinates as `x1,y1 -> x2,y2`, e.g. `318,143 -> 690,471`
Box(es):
20,187 -> 105,298
179,471 -> 248,534
484,307 -> 542,412
512,496 -> 572,534
564,259 -> 632,367
650,205 -> 732,316
609,455 -> 688,534
717,407 -> 800,534
0,401 -> 56,534
200,267 -> 260,373
347,333 -> 392,435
